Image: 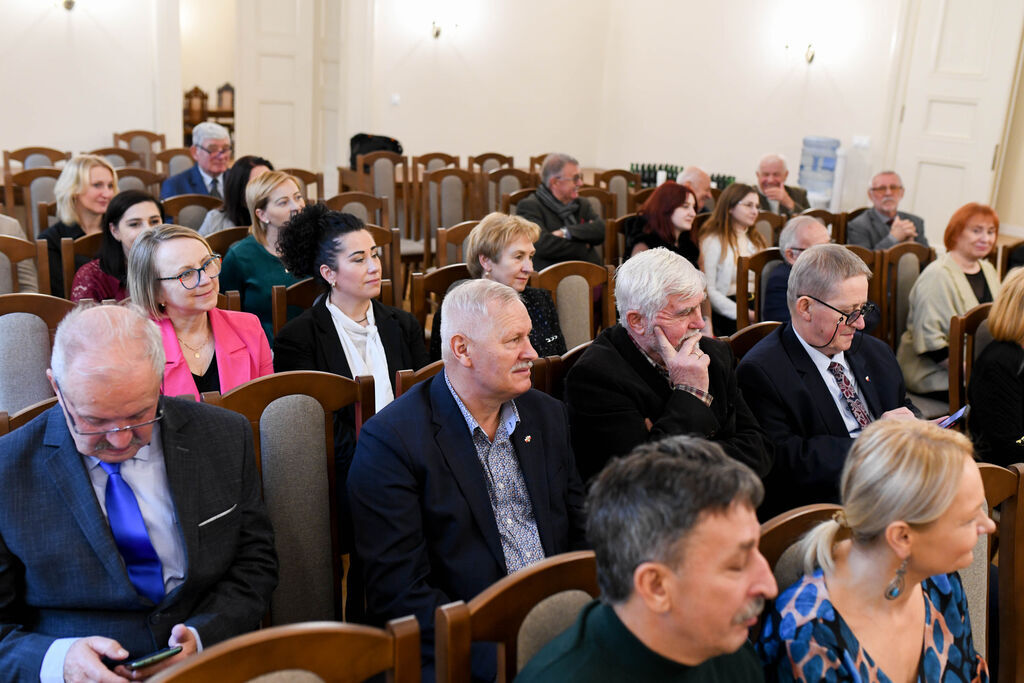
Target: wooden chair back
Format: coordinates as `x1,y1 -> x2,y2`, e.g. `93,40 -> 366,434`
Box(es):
113,130 -> 166,170
280,167 -> 325,201
410,263 -> 472,331
998,238 -> 1024,279
530,262 -> 615,350
31,240 -> 51,295
627,187 -> 655,213
0,396 -> 59,437
149,617 -> 420,683
435,551 -> 599,683
843,245 -> 885,340
0,293 -> 74,345
727,321 -> 781,361
420,168 -> 477,268
363,223 -> 402,304
543,341 -> 593,401
500,188 -> 535,216
395,359 -> 444,397
576,186 -> 615,221
0,294 -> 73,413
87,147 -> 141,168
0,235 -> 42,294
595,169 -> 640,218
155,148 -> 194,178
754,211 -> 785,247
436,220 -> 479,267
528,153 -> 552,177
469,153 -> 514,212
324,191 -> 391,229
271,273 -> 395,337
801,208 -> 847,245
204,226 -> 250,258
60,233 -> 103,298
3,147 -> 69,176
485,168 -> 533,214
881,242 -> 936,348
216,290 -> 241,312
355,151 -> 411,238
735,248 -> 783,330
162,194 -> 222,231
36,201 -> 58,237
6,168 -> 61,238
949,303 -> 993,414
759,503 -> 842,590
603,213 -> 635,266
113,168 -> 166,196
412,153 -> 460,228
846,206 -> 870,223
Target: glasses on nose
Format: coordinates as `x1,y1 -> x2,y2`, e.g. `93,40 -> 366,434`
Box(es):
800,294 -> 876,327
157,254 -> 222,290
555,174 -> 583,184
736,201 -> 760,210
870,184 -> 903,194
55,381 -> 164,437
197,144 -> 233,157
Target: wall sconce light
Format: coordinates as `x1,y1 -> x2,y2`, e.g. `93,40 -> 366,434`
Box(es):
63,0 -> 75,9
804,44 -> 815,63
432,21 -> 441,39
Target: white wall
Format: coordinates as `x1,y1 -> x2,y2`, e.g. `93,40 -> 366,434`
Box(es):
0,0 -> 180,154
180,0 -> 237,110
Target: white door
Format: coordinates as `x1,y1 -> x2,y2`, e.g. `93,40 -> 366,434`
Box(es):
236,0 -> 316,170
889,0 -> 1024,247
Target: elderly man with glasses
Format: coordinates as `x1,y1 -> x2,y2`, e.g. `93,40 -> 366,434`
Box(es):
516,153 -> 605,270
0,304 -> 277,681
847,170 -> 927,249
161,121 -> 234,200
736,244 -> 920,518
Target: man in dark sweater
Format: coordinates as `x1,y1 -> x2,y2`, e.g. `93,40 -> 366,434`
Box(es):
517,435 -> 775,682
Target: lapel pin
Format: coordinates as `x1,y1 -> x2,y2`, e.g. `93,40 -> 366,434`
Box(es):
524,435 -> 532,443
864,376 -> 870,382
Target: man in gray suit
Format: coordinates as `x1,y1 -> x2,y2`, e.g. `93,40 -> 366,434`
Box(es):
847,171 -> 927,249
0,305 -> 277,681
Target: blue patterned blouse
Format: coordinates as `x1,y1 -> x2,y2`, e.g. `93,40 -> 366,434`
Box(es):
757,569 -> 988,682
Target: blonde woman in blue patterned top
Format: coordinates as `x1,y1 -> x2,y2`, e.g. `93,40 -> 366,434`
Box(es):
757,419 -> 993,682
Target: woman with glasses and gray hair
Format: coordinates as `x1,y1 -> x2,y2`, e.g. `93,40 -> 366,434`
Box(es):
757,419 -> 993,682
127,224 -> 273,399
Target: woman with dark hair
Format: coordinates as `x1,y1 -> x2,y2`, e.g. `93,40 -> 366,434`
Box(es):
699,182 -> 768,335
623,181 -> 699,266
69,190 -> 162,302
197,155 -> 273,235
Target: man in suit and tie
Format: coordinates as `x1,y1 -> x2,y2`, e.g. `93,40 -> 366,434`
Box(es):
755,154 -> 808,218
160,122 -> 233,200
0,305 -> 277,681
846,170 -> 928,249
348,278 -> 587,681
736,244 -> 920,518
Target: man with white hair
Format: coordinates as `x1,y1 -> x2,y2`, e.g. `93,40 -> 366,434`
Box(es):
847,170 -> 927,249
677,165 -> 714,212
0,305 -> 276,681
755,154 -> 808,217
761,215 -> 831,323
161,121 -> 233,199
516,153 -> 605,270
348,278 -> 586,682
565,247 -> 771,483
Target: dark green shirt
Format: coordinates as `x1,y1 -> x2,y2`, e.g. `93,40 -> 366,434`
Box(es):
218,234 -> 300,342
516,600 -> 764,682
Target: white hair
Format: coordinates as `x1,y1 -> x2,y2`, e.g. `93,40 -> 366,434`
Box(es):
778,215 -> 825,254
614,248 -> 706,322
191,121 -> 231,148
51,304 -> 165,387
439,279 -> 521,363
758,154 -> 787,172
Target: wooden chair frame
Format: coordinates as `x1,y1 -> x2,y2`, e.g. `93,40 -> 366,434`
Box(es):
114,167 -> 166,196
735,248 -> 783,330
324,191 -> 392,229
271,273 -> 395,336
801,208 -> 847,245
204,226 -> 250,259
529,262 -> 616,345
354,151 -> 411,239
998,238 -> 1024,279
727,321 -> 781,361
469,153 -> 514,213
410,263 -> 472,332
0,293 -> 74,346
528,153 -> 552,177
113,130 -> 166,170
162,194 -> 222,231
949,303 -> 993,414
843,244 -> 885,340
419,168 -> 477,268
3,147 -> 69,177
594,169 -> 640,217
759,503 -> 842,570
576,186 -> 615,221
156,148 -> 195,177
500,188 -> 535,216
6,167 -> 62,238
484,168 -> 533,215
395,359 -> 444,397
627,187 -> 655,213
542,341 -> 593,401
880,242 -> 936,348
0,235 -> 45,294
754,211 -> 785,247
60,233 -> 103,299
436,220 -> 479,268
0,395 -> 58,437
280,167 -> 325,201
87,147 -> 141,168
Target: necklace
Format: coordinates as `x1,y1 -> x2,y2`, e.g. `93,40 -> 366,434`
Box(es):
354,314 -> 368,323
177,334 -> 210,359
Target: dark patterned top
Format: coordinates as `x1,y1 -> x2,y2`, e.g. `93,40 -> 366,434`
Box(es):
70,259 -> 128,303
757,569 -> 988,682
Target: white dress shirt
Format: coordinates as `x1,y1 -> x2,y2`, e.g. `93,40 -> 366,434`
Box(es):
793,327 -> 874,437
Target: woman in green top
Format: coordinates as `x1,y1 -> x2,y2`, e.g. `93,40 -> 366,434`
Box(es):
219,170 -> 306,340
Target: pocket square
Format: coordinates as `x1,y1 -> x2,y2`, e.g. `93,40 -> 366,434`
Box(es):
198,503 -> 238,527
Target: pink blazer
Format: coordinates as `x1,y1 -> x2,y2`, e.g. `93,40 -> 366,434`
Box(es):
159,307 -> 274,400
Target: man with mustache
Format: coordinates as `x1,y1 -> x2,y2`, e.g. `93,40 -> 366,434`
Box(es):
348,278 -> 587,682
847,170 -> 928,249
565,247 -> 771,483
518,435 -> 777,682
0,304 -> 277,681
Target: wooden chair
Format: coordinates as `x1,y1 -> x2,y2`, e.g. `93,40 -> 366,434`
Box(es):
543,341 -> 593,401
801,208 -> 847,245
759,504 -> 842,591
354,150 -> 412,236
603,213 -> 635,267
576,186 -> 615,221
692,211 -> 713,237
436,220 -> 478,267
86,147 -> 141,169
395,359 -> 444,397
113,130 -> 166,170
203,371 -> 375,625
113,168 -> 166,196
156,148 -> 195,178
162,194 -> 222,231
410,264 -> 472,332
280,167 -> 325,201
528,153 -> 552,177
182,86 -> 209,142
627,187 -> 655,213
880,242 -> 936,349
846,206 -> 870,224
0,396 -> 58,437
484,168 -> 533,215
59,233 -> 103,298
216,290 -> 241,312
754,211 -> 785,246
844,245 -> 885,340
469,153 -> 514,213
0,293 -> 74,413
0,234 -> 45,294
149,618 -> 419,683
36,201 -> 58,238
500,188 -> 535,216
324,191 -> 391,228
271,274 -> 395,336
949,303 -> 993,414
530,262 -> 615,350
364,223 -> 402,305
6,168 -> 61,238
727,321 -> 781,361
419,168 -> 477,268
735,248 -> 783,329
3,147 -> 70,176
594,169 -> 640,217
998,238 -> 1024,279
412,153 -> 460,232
204,226 -> 250,258
435,551 -> 599,683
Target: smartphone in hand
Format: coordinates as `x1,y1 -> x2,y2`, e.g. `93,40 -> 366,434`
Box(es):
125,645 -> 183,671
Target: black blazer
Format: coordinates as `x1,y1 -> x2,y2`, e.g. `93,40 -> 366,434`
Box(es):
565,324 -> 772,483
736,323 -> 918,517
348,374 -> 587,681
969,340 -> 1024,468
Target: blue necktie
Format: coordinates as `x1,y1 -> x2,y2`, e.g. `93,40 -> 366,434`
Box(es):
99,461 -> 165,604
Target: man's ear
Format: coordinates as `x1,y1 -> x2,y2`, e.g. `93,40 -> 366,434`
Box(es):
190,146 -> 201,163
794,296 -> 813,321
46,369 -> 57,397
632,561 -> 672,614
449,333 -> 472,368
624,311 -> 646,336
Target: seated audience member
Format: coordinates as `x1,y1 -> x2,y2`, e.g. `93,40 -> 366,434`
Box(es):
1008,243 -> 1024,272
519,435 -> 776,682
161,122 -> 232,200
699,183 -> 768,335
198,155 -> 273,236
429,212 -> 566,361
755,154 -> 808,217
677,165 -> 714,213
219,170 -> 305,340
39,154 -> 118,296
0,304 -> 276,681
758,419 -> 992,682
736,244 -> 919,518
898,203 -> 999,401
847,171 -> 927,249
516,153 -> 604,270
348,279 -> 586,681
127,225 -> 273,399
566,247 -> 770,483
761,215 -> 830,323
0,212 -> 38,292
969,267 -> 1024,468
70,190 -> 162,303
623,181 -> 699,266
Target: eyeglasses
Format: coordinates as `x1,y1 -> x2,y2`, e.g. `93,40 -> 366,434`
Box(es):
56,381 -> 163,437
800,293 -> 876,327
196,144 -> 233,157
157,254 -> 222,290
554,174 -> 583,184
736,201 -> 760,210
869,184 -> 903,194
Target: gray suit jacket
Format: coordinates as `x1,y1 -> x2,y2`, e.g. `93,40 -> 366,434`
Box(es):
847,208 -> 927,249
0,398 -> 277,680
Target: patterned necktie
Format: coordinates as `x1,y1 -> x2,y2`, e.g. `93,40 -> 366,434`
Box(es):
99,461 -> 165,604
209,177 -> 222,200
827,362 -> 871,428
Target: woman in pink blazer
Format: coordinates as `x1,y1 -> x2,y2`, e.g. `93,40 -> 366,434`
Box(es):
127,224 -> 273,399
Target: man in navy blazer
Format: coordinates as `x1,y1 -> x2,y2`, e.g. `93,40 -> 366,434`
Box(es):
0,305 -> 277,681
348,279 -> 587,682
160,121 -> 232,200
737,244 -> 920,518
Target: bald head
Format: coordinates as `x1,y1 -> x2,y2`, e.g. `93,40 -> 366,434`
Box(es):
50,304 -> 165,388
678,166 -> 712,206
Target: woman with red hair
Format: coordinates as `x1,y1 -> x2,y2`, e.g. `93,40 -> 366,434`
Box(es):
623,181 -> 699,266
897,202 -> 1000,400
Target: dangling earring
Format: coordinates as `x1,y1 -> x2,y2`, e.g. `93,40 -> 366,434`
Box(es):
484,270 -> 491,279
884,558 -> 908,600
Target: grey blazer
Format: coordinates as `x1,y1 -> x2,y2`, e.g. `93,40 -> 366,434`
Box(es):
847,208 -> 927,249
